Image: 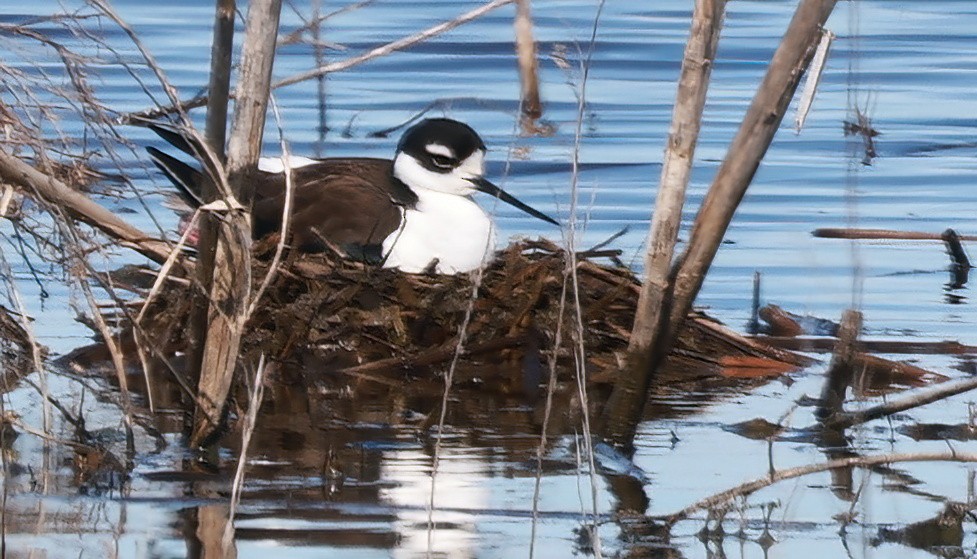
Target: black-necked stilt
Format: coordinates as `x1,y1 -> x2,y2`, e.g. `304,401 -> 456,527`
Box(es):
147,118 -> 558,274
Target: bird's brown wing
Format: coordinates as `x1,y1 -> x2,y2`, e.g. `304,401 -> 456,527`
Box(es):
250,159 -> 403,255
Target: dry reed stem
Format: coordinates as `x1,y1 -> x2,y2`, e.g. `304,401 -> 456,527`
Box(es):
561,4 -> 607,553
514,0 -> 542,119
136,211 -> 201,324
74,264 -> 136,461
191,0 -> 281,448
603,0 -> 727,447
120,0 -> 518,123
0,247 -> 50,436
813,227 -> 977,242
425,191 -> 494,557
662,450 -> 977,525
246,97 -> 294,318
795,28 -> 834,131
223,354 -> 267,549
529,266 -> 571,559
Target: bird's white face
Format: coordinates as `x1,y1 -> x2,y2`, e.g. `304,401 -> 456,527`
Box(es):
392,143 -> 486,196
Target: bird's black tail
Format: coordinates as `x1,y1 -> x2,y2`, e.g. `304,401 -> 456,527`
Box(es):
145,124 -> 206,207
146,146 -> 204,207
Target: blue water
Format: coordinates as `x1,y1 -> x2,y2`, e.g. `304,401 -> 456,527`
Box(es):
3,1 -> 977,558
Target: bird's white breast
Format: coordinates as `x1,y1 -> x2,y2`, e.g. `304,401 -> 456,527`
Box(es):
381,189 -> 495,274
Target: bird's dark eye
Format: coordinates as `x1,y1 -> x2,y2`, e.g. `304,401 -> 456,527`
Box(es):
430,154 -> 454,169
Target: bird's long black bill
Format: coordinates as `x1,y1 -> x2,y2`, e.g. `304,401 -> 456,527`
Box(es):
471,178 -> 559,226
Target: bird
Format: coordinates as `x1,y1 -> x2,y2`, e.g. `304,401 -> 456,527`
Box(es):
146,118 -> 558,274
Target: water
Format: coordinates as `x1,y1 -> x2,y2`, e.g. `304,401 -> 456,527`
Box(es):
3,1 -> 977,557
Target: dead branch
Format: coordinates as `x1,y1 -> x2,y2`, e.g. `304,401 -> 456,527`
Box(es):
813,227 -> 977,242
660,450 -> 977,525
0,148 -> 174,265
663,0 -> 838,358
205,0 -> 236,155
824,374 -> 977,431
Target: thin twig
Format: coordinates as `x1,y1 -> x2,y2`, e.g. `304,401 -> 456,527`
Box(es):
563,3 -> 607,554
529,260 -> 571,559
247,96 -> 294,318
223,354 -> 267,548
119,0 -> 518,123
0,244 -> 50,437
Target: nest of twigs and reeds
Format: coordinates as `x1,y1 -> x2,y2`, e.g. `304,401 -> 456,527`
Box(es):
121,238 -> 809,400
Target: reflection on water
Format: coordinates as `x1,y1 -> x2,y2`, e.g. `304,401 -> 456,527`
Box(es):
3,0 -> 977,557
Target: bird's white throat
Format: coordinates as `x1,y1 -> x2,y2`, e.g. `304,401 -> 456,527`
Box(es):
392,151 -> 485,196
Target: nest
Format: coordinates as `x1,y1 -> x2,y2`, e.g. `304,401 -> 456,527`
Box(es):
128,238 -> 808,398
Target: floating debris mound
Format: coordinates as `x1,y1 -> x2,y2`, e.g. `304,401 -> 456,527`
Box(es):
135,238 -> 805,394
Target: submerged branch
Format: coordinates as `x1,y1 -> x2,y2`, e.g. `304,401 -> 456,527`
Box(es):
825,374 -> 977,431
661,450 -> 977,525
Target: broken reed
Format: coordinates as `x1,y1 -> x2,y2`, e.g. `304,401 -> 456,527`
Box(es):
601,0 -> 840,449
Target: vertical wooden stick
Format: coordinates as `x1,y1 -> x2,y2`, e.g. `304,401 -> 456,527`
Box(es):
190,0 -> 283,448
598,0 -> 726,445
205,0 -> 235,156
662,0 -> 838,358
942,228 -> 971,269
187,0 -> 237,437
514,0 -> 542,119
816,309 -> 862,423
312,0 -> 328,141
